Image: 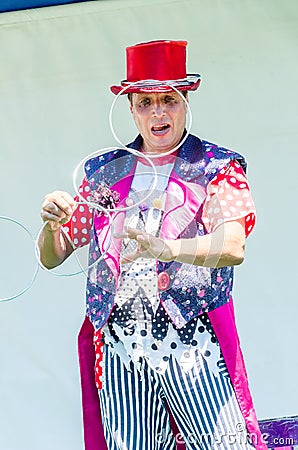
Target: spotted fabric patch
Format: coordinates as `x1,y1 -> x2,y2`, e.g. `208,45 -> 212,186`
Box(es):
94,329 -> 104,389
62,178 -> 93,248
202,160 -> 256,237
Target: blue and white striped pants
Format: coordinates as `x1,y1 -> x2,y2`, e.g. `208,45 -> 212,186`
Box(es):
98,344 -> 255,450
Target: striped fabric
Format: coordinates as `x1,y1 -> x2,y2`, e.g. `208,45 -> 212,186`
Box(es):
98,344 -> 255,450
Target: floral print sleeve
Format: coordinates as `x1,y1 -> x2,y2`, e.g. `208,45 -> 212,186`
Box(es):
202,160 -> 256,238
62,178 -> 93,248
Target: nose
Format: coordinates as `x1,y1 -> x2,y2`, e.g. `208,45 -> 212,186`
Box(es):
152,100 -> 165,117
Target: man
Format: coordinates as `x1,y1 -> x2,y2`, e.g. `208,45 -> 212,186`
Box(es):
39,40 -> 266,450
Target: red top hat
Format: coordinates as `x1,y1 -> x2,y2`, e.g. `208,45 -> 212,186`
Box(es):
110,40 -> 201,95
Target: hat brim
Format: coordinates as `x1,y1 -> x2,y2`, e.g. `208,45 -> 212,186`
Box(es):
110,74 -> 201,95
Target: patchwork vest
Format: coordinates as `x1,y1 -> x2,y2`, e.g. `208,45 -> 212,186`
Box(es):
84,134 -> 246,331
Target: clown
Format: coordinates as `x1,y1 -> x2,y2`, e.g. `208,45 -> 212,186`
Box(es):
39,40 -> 267,450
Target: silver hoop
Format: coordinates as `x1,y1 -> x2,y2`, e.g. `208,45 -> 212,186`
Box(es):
108,79 -> 192,158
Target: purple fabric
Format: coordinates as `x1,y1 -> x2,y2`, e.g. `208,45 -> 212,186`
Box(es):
258,416 -> 298,448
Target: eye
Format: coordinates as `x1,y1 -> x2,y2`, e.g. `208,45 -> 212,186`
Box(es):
164,95 -> 177,104
138,98 -> 151,107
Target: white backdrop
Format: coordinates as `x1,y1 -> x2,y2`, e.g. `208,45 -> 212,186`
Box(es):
0,1 -> 297,449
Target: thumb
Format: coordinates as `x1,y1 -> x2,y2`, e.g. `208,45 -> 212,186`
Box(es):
136,234 -> 152,250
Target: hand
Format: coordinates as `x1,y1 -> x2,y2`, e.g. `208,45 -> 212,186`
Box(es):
115,227 -> 175,263
41,190 -> 76,231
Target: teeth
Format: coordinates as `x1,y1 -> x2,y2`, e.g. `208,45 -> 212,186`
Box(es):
152,124 -> 168,131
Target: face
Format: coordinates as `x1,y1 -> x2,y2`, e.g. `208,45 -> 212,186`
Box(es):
129,91 -> 188,154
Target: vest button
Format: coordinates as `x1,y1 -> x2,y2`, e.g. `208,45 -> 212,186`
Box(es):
158,271 -> 170,291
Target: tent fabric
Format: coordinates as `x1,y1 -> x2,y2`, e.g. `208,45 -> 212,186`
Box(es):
0,0 -> 86,13
0,0 -> 297,449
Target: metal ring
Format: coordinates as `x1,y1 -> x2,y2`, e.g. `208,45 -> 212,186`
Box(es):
108,79 -> 192,158
0,216 -> 39,303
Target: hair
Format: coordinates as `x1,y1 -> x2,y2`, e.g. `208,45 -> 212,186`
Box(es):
127,90 -> 188,105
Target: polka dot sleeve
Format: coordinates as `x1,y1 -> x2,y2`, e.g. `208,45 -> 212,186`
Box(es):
94,329 -> 104,389
62,178 -> 93,248
202,160 -> 256,238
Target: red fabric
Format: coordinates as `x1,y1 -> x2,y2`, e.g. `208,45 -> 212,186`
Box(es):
168,405 -> 186,450
62,178 -> 92,248
93,329 -> 104,390
110,40 -> 201,94
126,40 -> 188,81
78,318 -> 108,450
202,160 -> 256,238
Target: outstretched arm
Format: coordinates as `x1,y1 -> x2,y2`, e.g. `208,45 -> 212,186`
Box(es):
118,218 -> 246,268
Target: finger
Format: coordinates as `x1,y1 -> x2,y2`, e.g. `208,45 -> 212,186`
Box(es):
41,202 -> 68,225
41,209 -> 62,222
59,191 -> 76,207
44,191 -> 75,216
42,201 -> 65,216
114,231 -> 150,247
136,234 -> 151,250
40,211 -> 68,233
138,235 -> 168,260
59,192 -> 77,215
124,226 -> 147,240
41,191 -> 76,227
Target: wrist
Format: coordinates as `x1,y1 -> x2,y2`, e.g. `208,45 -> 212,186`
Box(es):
43,221 -> 62,233
164,239 -> 180,261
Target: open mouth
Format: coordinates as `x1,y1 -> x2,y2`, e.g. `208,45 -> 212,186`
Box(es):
151,123 -> 170,136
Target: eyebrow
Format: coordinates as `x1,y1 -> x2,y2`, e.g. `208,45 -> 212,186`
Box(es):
136,93 -> 178,100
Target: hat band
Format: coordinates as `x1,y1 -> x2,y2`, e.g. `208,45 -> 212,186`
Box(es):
110,74 -> 201,95
120,74 -> 200,89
